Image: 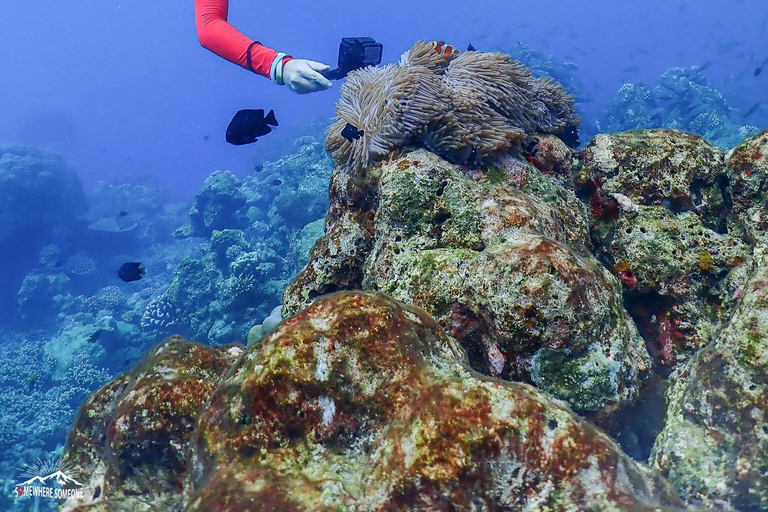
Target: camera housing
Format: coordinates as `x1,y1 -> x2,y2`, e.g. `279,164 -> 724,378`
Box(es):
322,37 -> 383,80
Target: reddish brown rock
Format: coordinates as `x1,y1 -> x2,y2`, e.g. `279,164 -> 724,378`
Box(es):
60,336 -> 243,512
61,292 -> 684,511
186,291 -> 680,511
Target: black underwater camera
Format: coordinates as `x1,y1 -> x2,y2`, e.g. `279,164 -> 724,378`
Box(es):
321,37 -> 383,80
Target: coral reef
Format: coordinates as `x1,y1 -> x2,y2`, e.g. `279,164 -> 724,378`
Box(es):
326,41 -> 579,172
177,171 -> 248,238
726,131 -> 768,243
285,147 -> 650,416
62,292 -> 682,511
507,42 -> 592,105
0,145 -> 86,243
60,337 -> 242,512
651,244 -> 768,510
601,67 -> 759,150
142,137 -> 333,344
576,130 -> 750,366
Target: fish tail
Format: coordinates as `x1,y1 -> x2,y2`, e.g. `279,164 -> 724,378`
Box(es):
265,109 -> 278,127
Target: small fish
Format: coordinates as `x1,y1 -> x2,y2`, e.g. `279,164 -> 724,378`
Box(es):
697,60 -> 715,72
341,123 -> 364,141
744,102 -> 763,119
254,163 -> 263,173
272,178 -> 282,186
226,109 -> 278,146
118,211 -> 128,217
756,67 -> 763,77
203,135 -> 210,141
88,330 -> 102,343
718,38 -> 739,54
562,62 -> 580,71
118,262 -> 146,283
428,41 -> 460,56
558,125 -> 580,149
467,43 -> 477,52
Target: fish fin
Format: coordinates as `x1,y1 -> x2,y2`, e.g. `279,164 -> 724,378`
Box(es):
265,109 -> 278,127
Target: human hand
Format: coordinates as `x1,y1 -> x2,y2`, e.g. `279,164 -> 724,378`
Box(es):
282,59 -> 333,94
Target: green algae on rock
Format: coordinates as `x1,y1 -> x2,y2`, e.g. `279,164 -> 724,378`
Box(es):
285,149 -> 650,415
575,129 -> 750,367
726,130 -> 768,243
60,336 -> 243,512
61,292 -> 683,511
591,204 -> 749,365
577,129 -> 731,231
651,244 -> 768,510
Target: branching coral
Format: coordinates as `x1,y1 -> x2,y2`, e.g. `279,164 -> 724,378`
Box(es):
326,41 -> 580,172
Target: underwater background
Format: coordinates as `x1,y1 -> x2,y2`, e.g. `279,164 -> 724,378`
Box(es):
1,0 -> 767,510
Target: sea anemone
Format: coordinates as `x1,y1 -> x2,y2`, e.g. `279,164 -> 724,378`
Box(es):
326,41 -> 580,172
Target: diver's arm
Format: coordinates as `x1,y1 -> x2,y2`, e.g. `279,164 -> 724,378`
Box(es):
194,0 -> 291,81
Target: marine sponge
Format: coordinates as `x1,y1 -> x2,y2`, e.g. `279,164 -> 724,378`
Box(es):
326,41 -> 580,172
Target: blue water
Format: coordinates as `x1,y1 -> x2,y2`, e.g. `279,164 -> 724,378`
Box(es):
0,0 -> 766,509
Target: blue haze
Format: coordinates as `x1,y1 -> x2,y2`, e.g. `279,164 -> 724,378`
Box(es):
0,0 -> 767,509
0,0 -> 766,197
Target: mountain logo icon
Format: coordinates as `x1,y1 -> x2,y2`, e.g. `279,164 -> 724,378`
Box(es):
18,470 -> 84,487
16,458 -> 84,488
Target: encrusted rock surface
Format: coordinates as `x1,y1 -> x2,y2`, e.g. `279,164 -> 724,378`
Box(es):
577,130 -> 731,230
651,244 -> 768,511
285,148 -> 650,415
60,337 -> 243,512
726,130 -> 768,242
62,292 -> 683,511
575,130 -> 749,366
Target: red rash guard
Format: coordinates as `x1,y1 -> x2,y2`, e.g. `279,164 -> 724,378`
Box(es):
194,0 -> 292,79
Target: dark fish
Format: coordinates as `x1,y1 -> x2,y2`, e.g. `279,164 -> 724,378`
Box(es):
254,163 -> 263,173
718,38 -> 739,54
467,43 -> 477,52
88,330 -> 102,343
226,109 -> 278,146
118,211 -> 128,217
558,125 -> 580,149
118,262 -> 145,282
756,67 -> 763,77
203,135 -> 210,141
341,123 -> 364,141
697,60 -> 715,72
272,178 -> 282,186
744,102 -> 762,120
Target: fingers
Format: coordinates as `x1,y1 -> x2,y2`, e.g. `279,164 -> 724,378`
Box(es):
305,60 -> 331,72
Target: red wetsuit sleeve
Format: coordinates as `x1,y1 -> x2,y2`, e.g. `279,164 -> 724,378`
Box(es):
194,0 -> 292,78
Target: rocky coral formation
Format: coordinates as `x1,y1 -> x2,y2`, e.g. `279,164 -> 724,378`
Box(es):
601,67 -> 758,150
62,292 -> 682,511
575,130 -> 750,366
144,137 -> 333,344
285,147 -> 651,415
0,145 -> 86,243
327,41 -> 579,172
60,337 -> 242,512
726,131 -> 768,242
651,244 -> 768,510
